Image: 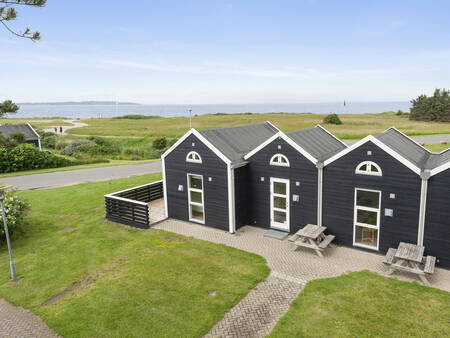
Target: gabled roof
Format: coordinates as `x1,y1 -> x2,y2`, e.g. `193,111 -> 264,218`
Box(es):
161,122 -> 279,165
0,123 -> 40,140
286,125 -> 347,162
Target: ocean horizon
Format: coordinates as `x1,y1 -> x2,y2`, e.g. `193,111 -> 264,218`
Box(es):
12,101 -> 411,119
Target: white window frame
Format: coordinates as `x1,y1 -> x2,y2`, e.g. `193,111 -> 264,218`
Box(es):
355,161 -> 382,176
270,177 -> 290,231
353,188 -> 381,250
270,154 -> 290,167
187,173 -> 205,224
186,151 -> 202,164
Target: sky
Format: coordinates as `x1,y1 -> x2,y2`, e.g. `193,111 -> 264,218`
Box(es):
1,0 -> 449,104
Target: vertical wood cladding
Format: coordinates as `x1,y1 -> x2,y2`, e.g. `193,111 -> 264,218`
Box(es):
425,170 -> 450,268
234,165 -> 248,229
164,134 -> 229,231
323,141 -> 421,253
246,137 -> 318,233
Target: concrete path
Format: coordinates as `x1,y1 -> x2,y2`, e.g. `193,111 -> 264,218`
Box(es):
43,119 -> 88,135
0,299 -> 58,337
154,219 -> 450,338
1,161 -> 161,190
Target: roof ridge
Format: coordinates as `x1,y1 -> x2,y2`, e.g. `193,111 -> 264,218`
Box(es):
199,122 -> 270,133
381,126 -> 432,154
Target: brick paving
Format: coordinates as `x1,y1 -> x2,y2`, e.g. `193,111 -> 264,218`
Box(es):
154,219 -> 450,337
0,299 -> 58,338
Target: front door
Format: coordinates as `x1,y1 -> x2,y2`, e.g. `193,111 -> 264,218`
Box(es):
270,177 -> 290,231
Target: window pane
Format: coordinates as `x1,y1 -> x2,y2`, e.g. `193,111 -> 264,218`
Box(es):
371,164 -> 379,172
273,210 -> 287,223
356,190 -> 380,208
357,209 -> 378,226
190,204 -> 204,221
280,156 -> 287,163
190,191 -> 202,204
274,196 -> 286,209
355,225 -> 378,248
189,176 -> 203,189
360,164 -> 367,171
273,182 -> 286,195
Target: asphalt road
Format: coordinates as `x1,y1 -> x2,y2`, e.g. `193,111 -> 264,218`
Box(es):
2,161 -> 162,191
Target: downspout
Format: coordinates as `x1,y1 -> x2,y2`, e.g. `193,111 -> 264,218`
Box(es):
316,161 -> 324,226
162,157 -> 168,218
227,163 -> 236,234
417,170 -> 430,246
38,138 -> 42,151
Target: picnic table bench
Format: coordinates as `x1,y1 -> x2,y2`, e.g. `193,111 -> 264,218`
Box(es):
289,224 -> 335,257
383,242 -> 436,285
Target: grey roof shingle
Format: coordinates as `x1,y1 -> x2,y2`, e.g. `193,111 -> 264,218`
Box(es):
375,128 -> 450,171
286,126 -> 347,161
198,122 -> 279,163
0,124 -> 39,141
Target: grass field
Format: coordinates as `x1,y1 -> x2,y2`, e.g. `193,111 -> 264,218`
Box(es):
64,113 -> 450,139
269,271 -> 450,337
0,159 -> 156,178
424,143 -> 450,153
0,118 -> 74,128
0,174 -> 268,337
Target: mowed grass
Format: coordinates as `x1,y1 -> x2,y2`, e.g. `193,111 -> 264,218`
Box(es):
269,271 -> 450,338
67,113 -> 450,139
1,118 -> 74,127
424,143 -> 450,153
0,174 -> 268,337
0,159 -> 157,178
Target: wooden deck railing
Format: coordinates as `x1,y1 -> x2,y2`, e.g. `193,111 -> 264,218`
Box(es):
104,180 -> 164,228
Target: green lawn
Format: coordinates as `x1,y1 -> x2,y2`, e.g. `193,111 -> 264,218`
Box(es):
269,271 -> 450,337
0,159 -> 157,178
0,174 -> 268,337
66,113 -> 450,139
1,118 -> 74,128
424,143 -> 450,153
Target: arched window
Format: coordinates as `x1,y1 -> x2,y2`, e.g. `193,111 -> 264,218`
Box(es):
355,161 -> 382,176
186,151 -> 202,163
270,154 -> 290,167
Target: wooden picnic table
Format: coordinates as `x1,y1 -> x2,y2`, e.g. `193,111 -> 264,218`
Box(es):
384,242 -> 436,285
288,224 -> 335,257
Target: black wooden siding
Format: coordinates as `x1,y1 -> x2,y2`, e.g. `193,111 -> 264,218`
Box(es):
424,170 -> 450,267
323,141 -> 421,253
234,165 -> 248,229
26,139 -> 39,147
246,137 -> 318,233
164,134 -> 229,231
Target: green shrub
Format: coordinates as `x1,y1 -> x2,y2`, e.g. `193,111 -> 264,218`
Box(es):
41,132 -> 57,149
61,140 -> 96,156
0,190 -> 28,241
153,136 -> 168,149
0,144 -> 73,173
323,113 -> 342,125
409,89 -> 450,122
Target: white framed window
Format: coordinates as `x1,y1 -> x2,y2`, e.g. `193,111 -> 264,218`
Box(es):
270,154 -> 290,167
187,174 -> 205,224
353,188 -> 381,250
186,151 -> 202,163
355,161 -> 382,176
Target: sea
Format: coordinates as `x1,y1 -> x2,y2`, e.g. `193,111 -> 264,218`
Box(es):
12,101 -> 411,119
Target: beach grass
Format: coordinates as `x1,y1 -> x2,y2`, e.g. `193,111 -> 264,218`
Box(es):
65,113 -> 450,139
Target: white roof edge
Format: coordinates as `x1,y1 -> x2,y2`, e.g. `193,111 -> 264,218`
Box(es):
264,121 -> 280,131
430,161 -> 450,177
323,135 -> 422,175
382,126 -> 432,154
315,124 -> 348,147
244,131 -> 318,165
161,128 -> 231,164
27,122 -> 40,139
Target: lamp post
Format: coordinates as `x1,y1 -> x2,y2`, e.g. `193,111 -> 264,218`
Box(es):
187,108 -> 193,129
0,184 -> 17,281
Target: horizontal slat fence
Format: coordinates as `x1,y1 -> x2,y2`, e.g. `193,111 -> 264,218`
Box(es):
105,180 -> 164,228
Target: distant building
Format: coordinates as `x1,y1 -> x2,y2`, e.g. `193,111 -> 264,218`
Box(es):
0,123 -> 41,150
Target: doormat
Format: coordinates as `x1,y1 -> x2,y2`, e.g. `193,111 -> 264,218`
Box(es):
264,229 -> 288,240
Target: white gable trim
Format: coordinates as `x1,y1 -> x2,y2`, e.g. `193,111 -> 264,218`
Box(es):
323,135 -> 422,175
244,131 -> 318,164
430,160 -> 450,177
27,123 -> 41,139
264,121 -> 280,132
315,124 -> 348,147
383,127 -> 432,154
161,128 -> 231,164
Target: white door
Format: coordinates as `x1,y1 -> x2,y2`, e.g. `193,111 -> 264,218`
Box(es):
270,177 -> 290,231
187,174 -> 205,224
353,188 -> 381,250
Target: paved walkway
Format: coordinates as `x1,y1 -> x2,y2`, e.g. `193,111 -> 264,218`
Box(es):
1,161 -> 161,190
154,219 -> 450,338
0,299 -> 58,337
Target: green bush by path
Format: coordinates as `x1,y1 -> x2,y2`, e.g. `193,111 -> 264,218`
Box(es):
152,136 -> 167,149
323,113 -> 343,125
269,271 -> 450,337
0,174 -> 269,337
0,144 -> 73,173
0,190 -> 28,241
